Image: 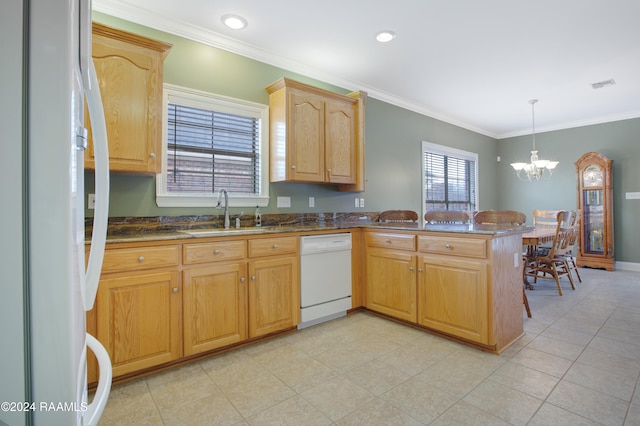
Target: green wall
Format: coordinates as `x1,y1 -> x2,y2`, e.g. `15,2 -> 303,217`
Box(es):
88,12 -> 498,218
90,12 -> 639,264
497,118 -> 640,263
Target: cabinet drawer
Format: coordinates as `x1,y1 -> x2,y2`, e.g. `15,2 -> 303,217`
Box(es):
418,236 -> 486,259
183,240 -> 246,265
366,232 -> 416,251
102,245 -> 180,273
248,236 -> 298,258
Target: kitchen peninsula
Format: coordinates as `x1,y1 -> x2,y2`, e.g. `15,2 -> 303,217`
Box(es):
86,213 -> 527,385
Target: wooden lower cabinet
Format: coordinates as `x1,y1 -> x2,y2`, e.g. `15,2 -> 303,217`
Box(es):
182,263 -> 247,356
418,256 -> 489,344
248,255 -> 299,338
366,248 -> 417,322
96,270 -> 181,377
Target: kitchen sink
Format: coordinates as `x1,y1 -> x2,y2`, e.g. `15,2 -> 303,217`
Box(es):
179,227 -> 271,237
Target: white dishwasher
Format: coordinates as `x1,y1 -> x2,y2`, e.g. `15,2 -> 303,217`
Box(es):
299,233 -> 352,329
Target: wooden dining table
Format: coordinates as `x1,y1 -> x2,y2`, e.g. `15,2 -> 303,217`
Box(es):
522,228 -> 557,289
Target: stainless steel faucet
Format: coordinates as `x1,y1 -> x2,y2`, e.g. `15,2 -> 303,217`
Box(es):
216,188 -> 230,229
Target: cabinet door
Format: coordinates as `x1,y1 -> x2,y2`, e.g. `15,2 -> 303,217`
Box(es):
248,256 -> 299,337
97,270 -> 181,377
418,256 -> 489,344
182,263 -> 247,356
85,30 -> 164,173
366,248 -> 417,322
325,99 -> 356,184
288,91 -> 325,182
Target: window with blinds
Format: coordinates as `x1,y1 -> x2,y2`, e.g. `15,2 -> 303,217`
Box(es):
422,141 -> 478,213
156,85 -> 269,208
167,104 -> 259,194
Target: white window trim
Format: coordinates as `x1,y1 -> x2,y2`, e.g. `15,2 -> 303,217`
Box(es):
156,84 -> 270,208
421,141 -> 479,217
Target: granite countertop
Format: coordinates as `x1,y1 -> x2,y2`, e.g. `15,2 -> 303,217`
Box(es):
86,214 -> 530,244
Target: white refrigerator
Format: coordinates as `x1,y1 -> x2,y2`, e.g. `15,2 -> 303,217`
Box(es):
1,0 -> 112,425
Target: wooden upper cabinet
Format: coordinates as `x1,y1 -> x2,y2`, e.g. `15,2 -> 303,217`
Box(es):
266,78 -> 366,190
85,23 -> 172,174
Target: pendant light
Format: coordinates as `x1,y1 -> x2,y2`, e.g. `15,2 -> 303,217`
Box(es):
510,99 -> 559,181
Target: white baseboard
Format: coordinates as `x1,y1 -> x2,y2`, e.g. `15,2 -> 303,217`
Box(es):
615,261 -> 640,271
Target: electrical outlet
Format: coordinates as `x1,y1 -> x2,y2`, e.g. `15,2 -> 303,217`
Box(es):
88,193 -> 96,209
355,198 -> 359,208
277,196 -> 291,208
309,197 -> 315,207
359,198 -> 365,208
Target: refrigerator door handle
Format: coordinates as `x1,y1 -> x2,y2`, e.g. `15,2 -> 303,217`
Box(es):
83,59 -> 110,311
84,334 -> 112,426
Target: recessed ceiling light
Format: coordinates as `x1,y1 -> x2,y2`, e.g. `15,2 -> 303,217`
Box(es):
376,30 -> 396,43
221,14 -> 248,30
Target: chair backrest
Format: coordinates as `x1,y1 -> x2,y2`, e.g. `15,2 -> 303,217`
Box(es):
379,210 -> 418,222
424,210 -> 470,224
473,210 -> 526,225
533,210 -> 560,229
546,210 -> 574,258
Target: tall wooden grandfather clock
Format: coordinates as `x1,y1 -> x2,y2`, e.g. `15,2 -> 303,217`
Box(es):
575,152 -> 614,270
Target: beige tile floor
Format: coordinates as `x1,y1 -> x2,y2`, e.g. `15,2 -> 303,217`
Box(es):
97,267 -> 640,425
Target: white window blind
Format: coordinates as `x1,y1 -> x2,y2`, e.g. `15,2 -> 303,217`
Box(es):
422,141 -> 478,213
156,84 -> 269,208
167,104 -> 259,194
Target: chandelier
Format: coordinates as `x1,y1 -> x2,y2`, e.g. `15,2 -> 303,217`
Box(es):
510,99 -> 559,181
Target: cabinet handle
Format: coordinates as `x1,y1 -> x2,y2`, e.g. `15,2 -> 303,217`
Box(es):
138,256 -> 145,262
172,287 -> 178,293
327,168 -> 332,174
445,244 -> 452,249
273,244 -> 279,249
291,165 -> 296,170
149,152 -> 156,158
240,277 -> 246,283
214,249 -> 221,255
251,276 -> 256,280
409,266 -> 415,271
418,268 -> 423,273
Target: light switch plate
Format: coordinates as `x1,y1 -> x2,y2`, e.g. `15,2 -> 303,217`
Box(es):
88,193 -> 96,209
625,192 -> 640,199
277,196 -> 291,208
309,197 -> 315,207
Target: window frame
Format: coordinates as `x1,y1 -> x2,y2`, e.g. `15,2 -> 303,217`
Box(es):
421,141 -> 479,218
156,84 -> 270,208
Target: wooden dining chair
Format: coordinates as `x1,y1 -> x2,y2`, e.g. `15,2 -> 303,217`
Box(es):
379,210 -> 418,222
473,210 -> 527,226
532,209 -> 560,229
424,210 -> 470,224
562,210 -> 582,283
525,210 -> 576,296
473,210 -> 530,317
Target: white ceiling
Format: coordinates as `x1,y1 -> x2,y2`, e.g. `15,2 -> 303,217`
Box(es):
94,0 -> 640,139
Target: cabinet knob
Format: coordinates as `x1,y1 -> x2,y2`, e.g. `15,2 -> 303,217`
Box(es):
149,152 -> 156,158
291,165 -> 296,170
273,244 -> 279,249
327,168 -> 332,174
409,266 -> 415,271
251,276 -> 256,280
138,256 -> 145,262
384,239 -> 391,244
445,244 -> 452,249
172,287 -> 178,293
418,268 -> 423,273
214,249 -> 221,255
240,277 -> 246,283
